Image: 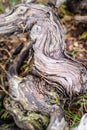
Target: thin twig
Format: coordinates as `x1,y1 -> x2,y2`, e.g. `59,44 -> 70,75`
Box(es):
0,48 -> 12,58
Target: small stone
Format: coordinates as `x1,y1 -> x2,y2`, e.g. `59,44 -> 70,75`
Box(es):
74,42 -> 78,47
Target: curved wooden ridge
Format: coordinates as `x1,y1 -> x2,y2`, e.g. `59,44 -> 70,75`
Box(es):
0,3 -> 87,130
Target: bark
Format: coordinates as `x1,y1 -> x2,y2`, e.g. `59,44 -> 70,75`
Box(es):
0,2 -> 87,130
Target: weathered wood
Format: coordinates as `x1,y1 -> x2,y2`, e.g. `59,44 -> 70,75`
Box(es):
74,15 -> 87,23
0,2 -> 87,130
0,3 -> 87,96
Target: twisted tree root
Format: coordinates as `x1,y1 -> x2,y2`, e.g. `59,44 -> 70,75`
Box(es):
0,2 -> 87,130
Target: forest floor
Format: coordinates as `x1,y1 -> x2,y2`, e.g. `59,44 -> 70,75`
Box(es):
0,0 -> 87,129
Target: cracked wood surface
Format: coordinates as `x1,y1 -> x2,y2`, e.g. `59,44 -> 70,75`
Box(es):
0,2 -> 87,130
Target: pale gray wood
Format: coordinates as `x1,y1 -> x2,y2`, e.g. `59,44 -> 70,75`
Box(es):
0,2 -> 87,130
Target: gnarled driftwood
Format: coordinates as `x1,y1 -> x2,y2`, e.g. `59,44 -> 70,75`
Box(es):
0,1 -> 87,130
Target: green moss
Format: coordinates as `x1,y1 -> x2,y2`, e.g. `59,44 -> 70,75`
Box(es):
4,97 -> 49,130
